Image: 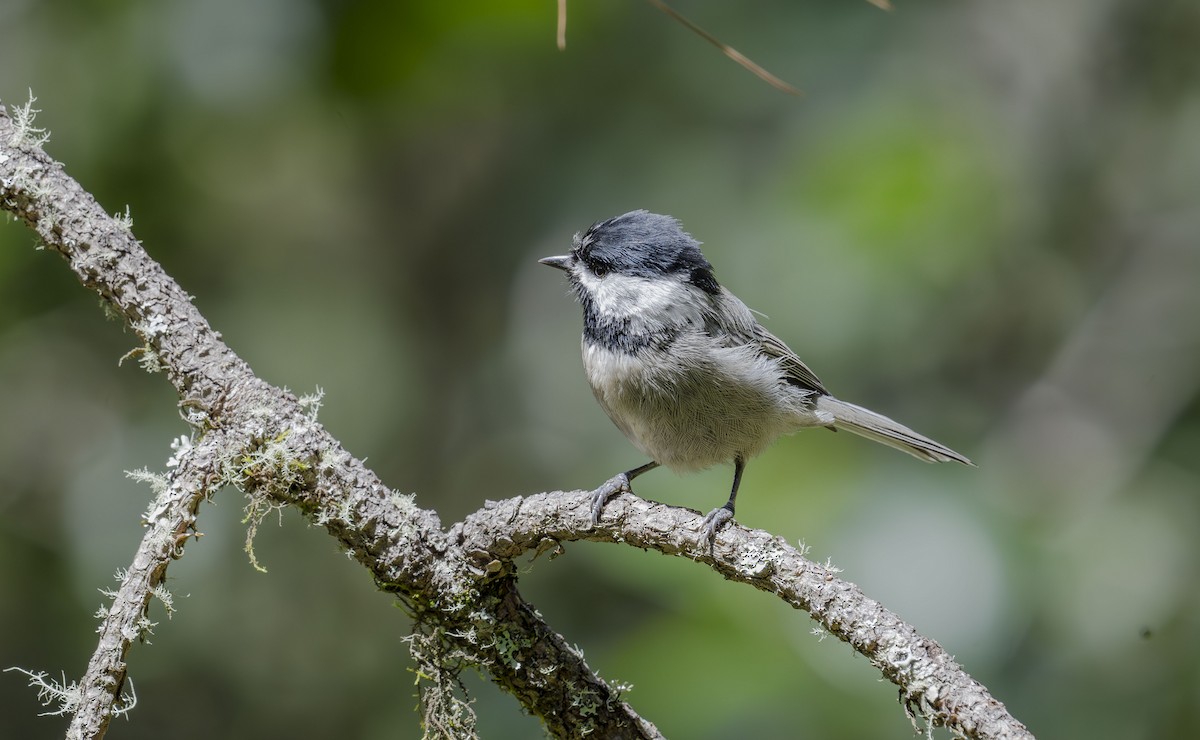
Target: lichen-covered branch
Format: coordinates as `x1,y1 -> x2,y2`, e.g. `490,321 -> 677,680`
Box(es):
454,492 -> 1033,740
65,434 -> 224,739
2,95 -> 1027,740
0,96 -> 659,740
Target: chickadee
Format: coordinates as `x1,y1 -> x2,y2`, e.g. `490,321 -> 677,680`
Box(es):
540,210 -> 972,542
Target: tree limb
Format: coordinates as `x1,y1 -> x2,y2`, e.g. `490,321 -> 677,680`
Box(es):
456,491 -> 1033,739
0,97 -> 659,740
66,435 -> 222,739
1,96 -> 1028,739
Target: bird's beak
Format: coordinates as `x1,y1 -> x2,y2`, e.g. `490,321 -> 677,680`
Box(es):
538,255 -> 573,271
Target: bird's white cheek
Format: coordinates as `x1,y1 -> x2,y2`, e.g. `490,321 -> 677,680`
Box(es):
578,273 -> 654,315
581,272 -> 708,325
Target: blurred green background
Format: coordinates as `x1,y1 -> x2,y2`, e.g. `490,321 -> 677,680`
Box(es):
2,0 -> 1198,737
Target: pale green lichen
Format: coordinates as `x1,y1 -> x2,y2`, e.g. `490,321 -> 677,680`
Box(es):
150,584 -> 176,619
224,427 -> 317,572
240,495 -> 286,574
7,91 -> 51,149
112,204 -> 133,229
3,667 -> 137,719
126,468 -> 168,497
403,625 -> 480,740
3,668 -> 81,717
297,387 -> 324,421
118,344 -> 167,374
491,629 -> 533,671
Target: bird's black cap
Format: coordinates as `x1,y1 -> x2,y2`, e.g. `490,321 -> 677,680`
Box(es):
575,210 -> 720,294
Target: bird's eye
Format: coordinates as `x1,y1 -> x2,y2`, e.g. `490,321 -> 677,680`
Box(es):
588,255 -> 614,275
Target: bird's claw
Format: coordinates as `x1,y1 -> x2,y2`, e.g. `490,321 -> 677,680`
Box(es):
701,505 -> 735,545
590,473 -> 632,525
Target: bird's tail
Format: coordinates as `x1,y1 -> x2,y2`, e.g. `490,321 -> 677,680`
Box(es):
815,396 -> 974,465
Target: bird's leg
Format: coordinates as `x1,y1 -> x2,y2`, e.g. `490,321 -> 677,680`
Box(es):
702,456 -> 746,544
591,461 -> 659,524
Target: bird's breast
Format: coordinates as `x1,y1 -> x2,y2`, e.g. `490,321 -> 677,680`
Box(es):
580,334 -> 803,471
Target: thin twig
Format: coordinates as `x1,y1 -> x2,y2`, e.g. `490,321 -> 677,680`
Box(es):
645,0 -> 802,95
557,0 -> 568,50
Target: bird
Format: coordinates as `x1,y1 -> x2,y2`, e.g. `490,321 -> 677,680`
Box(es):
540,210 -> 972,543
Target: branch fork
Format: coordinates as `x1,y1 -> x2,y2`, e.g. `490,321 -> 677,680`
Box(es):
1,97 -> 1030,740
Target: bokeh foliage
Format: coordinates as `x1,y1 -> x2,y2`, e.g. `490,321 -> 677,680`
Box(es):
2,1 -> 1198,737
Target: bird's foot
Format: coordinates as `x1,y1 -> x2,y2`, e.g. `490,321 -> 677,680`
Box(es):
590,473 -> 633,525
701,505 -> 735,545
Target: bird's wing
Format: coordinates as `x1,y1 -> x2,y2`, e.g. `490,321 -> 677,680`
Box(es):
708,289 -> 829,395
752,324 -> 829,395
